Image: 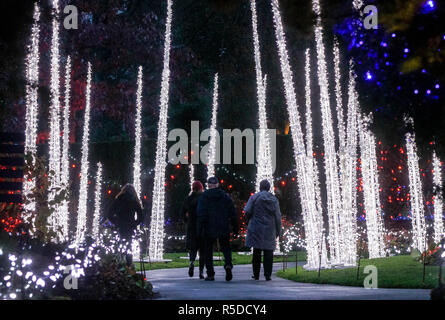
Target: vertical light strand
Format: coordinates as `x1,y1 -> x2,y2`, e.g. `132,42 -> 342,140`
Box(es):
250,0 -> 274,194
92,162 -> 103,241
133,66 -> 143,197
149,0 -> 173,261
304,48 -> 325,261
333,38 -> 346,152
189,163 -> 195,191
432,151 -> 444,243
405,120 -> 427,252
358,114 -> 386,258
270,0 -> 326,269
23,3 -> 41,217
132,66 -> 143,258
59,56 -> 72,241
339,63 -> 359,265
206,73 -> 219,181
75,62 -> 93,246
48,0 -> 62,236
311,0 -> 350,265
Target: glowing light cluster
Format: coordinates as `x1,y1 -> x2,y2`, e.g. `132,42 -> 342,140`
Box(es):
206,73 -> 219,181
75,63 -> 93,246
48,0 -> 63,237
133,66 -> 143,197
271,0 -> 326,269
312,0 -> 353,265
23,3 -> 41,215
149,0 -> 173,261
432,151 -> 444,243
358,114 -> 386,258
92,163 -> 103,241
189,164 -> 195,191
333,39 -> 346,151
405,122 -> 427,252
250,0 -> 274,193
59,56 -> 72,241
353,0 -> 363,10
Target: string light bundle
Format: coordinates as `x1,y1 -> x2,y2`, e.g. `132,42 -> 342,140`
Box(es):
189,164 -> 194,191
92,163 -> 103,241
206,74 -> 219,181
149,0 -> 173,261
75,63 -> 93,246
23,3 -> 41,216
48,0 -> 63,237
311,0 -> 351,265
405,119 -> 427,252
358,114 -> 386,258
59,56 -> 72,241
432,151 -> 444,243
133,66 -> 143,197
250,0 -> 274,194
270,0 -> 327,269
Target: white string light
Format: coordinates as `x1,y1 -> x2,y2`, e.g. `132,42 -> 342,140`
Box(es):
92,163 -> 103,241
48,0 -> 62,237
23,3 -> 41,216
206,73 -> 219,181
75,62 -> 93,247
311,0 -> 351,265
270,0 -> 326,269
59,56 -> 72,241
358,114 -> 386,258
250,0 -> 274,194
432,151 -> 444,243
405,119 -> 427,252
133,66 -> 143,197
189,163 -> 195,191
333,38 -> 346,152
149,0 -> 173,261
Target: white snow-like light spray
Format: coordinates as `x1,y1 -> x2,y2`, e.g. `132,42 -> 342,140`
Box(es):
206,73 -> 219,181
23,3 -> 41,216
149,0 -> 173,261
59,56 -> 72,241
48,0 -> 63,237
92,163 -> 103,241
75,62 -> 93,247
432,151 -> 444,243
250,0 -> 274,194
133,66 -> 143,197
311,0 -> 352,265
271,0 -> 326,269
189,164 -> 195,191
358,114 -> 386,258
405,119 -> 427,252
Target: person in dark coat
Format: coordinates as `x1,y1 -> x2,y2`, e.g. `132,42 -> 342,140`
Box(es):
197,176 -> 238,281
181,180 -> 205,279
244,179 -> 281,281
106,183 -> 144,265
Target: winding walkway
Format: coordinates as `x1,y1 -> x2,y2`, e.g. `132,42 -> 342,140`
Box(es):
144,262 -> 430,300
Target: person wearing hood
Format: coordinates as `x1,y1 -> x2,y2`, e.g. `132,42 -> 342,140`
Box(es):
244,179 -> 281,281
197,176 -> 238,281
106,183 -> 144,265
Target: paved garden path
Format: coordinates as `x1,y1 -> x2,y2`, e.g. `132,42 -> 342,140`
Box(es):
144,262 -> 431,300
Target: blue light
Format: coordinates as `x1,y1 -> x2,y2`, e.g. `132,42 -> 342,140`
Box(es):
365,71 -> 373,80
436,84 -> 440,89
426,89 -> 431,95
381,42 -> 387,47
404,48 -> 409,53
421,0 -> 436,13
391,33 -> 396,38
414,89 -> 419,94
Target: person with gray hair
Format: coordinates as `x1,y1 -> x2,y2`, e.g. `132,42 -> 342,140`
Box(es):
244,179 -> 281,281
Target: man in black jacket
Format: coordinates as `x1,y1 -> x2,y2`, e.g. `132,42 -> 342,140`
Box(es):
197,177 -> 238,281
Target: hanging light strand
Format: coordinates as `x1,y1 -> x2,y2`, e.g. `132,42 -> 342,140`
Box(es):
206,73 -> 219,180
133,66 -> 143,197
149,0 -> 173,261
92,162 -> 103,241
75,62 -> 93,246
432,151 -> 444,243
23,3 -> 41,216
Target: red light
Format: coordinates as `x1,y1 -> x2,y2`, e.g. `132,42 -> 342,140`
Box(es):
107,190 -> 112,194
170,175 -> 175,180
281,181 -> 286,186
220,180 -> 224,184
228,185 -> 233,189
176,164 -> 180,169
72,164 -> 76,168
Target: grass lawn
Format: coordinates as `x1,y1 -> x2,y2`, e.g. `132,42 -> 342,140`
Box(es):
277,255 -> 442,289
135,251 -> 307,272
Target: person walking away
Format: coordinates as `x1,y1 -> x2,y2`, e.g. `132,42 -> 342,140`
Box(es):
197,177 -> 238,281
181,180 -> 205,279
106,183 -> 144,266
244,179 -> 281,281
